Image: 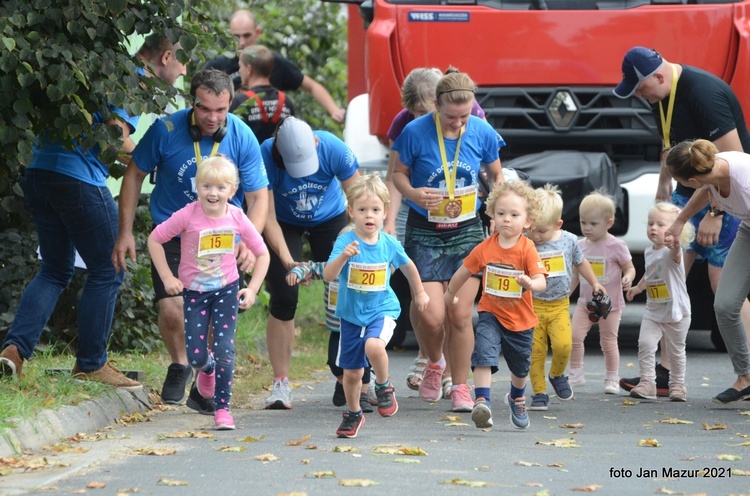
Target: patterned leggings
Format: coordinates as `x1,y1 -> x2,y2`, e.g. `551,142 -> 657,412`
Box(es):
184,281 -> 239,411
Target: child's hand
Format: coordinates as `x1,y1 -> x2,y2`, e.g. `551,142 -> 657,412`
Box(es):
621,274 -> 633,291
163,276 -> 183,296
285,272 -> 301,286
342,241 -> 360,259
625,286 -> 642,302
592,283 -> 607,296
444,290 -> 458,307
515,274 -> 533,290
414,290 -> 430,311
238,288 -> 256,310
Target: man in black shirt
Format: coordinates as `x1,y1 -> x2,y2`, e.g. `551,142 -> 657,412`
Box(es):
205,9 -> 345,123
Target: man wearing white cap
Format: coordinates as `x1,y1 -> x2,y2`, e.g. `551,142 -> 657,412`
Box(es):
261,116 -> 361,409
613,46 -> 750,394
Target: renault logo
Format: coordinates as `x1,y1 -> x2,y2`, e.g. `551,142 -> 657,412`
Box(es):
547,90 -> 577,129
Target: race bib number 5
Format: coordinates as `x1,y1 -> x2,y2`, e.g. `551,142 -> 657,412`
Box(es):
484,265 -> 524,299
540,250 -> 566,277
347,262 -> 388,292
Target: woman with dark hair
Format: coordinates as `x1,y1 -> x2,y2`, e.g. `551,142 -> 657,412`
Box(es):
665,139 -> 750,404
260,116 -> 361,409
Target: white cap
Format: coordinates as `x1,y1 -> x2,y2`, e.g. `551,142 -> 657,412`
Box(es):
276,117 -> 319,178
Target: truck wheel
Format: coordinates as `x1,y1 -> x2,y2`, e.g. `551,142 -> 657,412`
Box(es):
711,320 -> 727,352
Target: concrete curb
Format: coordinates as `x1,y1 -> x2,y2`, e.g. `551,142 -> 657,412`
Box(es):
0,388 -> 152,458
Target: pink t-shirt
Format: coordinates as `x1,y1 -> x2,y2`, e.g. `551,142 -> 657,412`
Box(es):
151,202 -> 267,292
576,235 -> 632,311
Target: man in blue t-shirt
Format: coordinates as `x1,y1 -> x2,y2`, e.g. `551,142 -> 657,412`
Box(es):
113,69 -> 269,413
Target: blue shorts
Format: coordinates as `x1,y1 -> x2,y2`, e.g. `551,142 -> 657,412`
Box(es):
337,317 -> 396,370
471,312 -> 533,377
671,191 -> 740,268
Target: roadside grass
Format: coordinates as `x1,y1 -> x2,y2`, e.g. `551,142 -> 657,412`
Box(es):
0,281 -> 328,431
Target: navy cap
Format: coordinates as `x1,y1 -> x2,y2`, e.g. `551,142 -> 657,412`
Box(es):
613,47 -> 663,99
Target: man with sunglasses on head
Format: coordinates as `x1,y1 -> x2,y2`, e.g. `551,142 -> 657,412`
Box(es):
204,9 -> 345,124
112,69 -> 268,414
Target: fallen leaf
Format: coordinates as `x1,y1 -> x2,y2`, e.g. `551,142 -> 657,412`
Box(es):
305,444 -> 318,450
535,438 -> 580,448
658,418 -> 694,425
717,454 -> 742,461
535,490 -> 551,496
524,482 -> 544,487
726,441 -> 750,447
133,448 -> 176,456
739,411 -> 750,416
237,435 -> 266,442
548,462 -> 565,467
637,438 -> 660,447
394,458 -> 421,464
217,446 -> 246,452
157,479 -> 188,486
439,478 -> 491,487
560,423 -> 584,429
442,415 -> 462,421
654,488 -> 685,495
474,465 -> 491,471
542,416 -> 557,420
339,479 -> 379,487
571,485 -> 602,492
300,459 -> 310,464
732,468 -> 750,476
332,446 -> 358,453
255,453 -> 280,461
444,422 -> 470,427
86,481 -> 106,489
397,446 -> 428,456
516,460 -> 542,467
702,422 -> 727,430
285,434 -> 312,446
622,398 -> 639,406
306,471 -> 335,478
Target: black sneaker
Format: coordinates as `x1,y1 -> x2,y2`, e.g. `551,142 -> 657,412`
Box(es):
336,411 -> 365,438
333,381 -> 346,407
186,380 -> 215,415
359,393 -> 374,413
161,364 -> 193,404
619,363 -> 670,397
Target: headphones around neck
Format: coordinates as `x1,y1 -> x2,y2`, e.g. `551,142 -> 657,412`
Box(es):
187,109 -> 227,143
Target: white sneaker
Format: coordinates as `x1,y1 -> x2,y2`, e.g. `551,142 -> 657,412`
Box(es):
604,380 -> 619,395
569,367 -> 585,386
265,377 -> 293,409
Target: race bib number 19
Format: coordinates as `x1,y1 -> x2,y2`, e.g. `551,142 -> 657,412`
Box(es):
347,262 -> 388,292
198,228 -> 235,257
484,265 -> 523,299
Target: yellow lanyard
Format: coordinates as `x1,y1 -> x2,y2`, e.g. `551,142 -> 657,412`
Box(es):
434,112 -> 464,201
192,113 -> 221,166
658,64 -> 679,149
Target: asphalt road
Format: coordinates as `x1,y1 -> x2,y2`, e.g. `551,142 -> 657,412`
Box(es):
2,325 -> 749,496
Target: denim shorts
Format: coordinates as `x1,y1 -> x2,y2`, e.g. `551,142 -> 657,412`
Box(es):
471,311 -> 533,377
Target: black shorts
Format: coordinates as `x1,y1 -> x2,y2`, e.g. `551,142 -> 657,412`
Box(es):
151,236 -> 181,302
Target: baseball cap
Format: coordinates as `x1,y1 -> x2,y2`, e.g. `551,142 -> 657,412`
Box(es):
275,117 -> 319,178
613,47 -> 663,99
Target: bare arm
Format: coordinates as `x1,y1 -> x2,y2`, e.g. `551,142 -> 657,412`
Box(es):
300,75 -> 345,124
620,260 -> 636,290
400,260 -> 429,311
392,151 -> 442,210
112,161 -> 149,272
485,158 -> 504,186
244,188 -> 269,233
444,265 -> 473,307
263,189 -> 296,270
666,187 -> 711,245
147,234 -> 182,295
323,241 -> 359,282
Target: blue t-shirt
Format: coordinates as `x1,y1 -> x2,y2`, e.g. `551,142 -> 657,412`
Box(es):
328,230 -> 410,327
132,108 -> 268,225
262,131 -> 359,226
532,230 -> 584,301
28,105 -> 138,187
391,113 -> 505,217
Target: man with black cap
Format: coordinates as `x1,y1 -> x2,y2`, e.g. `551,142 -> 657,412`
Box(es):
613,46 -> 750,395
260,116 -> 360,410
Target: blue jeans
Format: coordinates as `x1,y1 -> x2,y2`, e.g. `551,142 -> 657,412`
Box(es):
3,170 -> 123,371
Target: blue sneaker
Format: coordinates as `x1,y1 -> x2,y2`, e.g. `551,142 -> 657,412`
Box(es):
471,398 -> 493,428
529,393 -> 549,411
506,393 -> 529,429
549,374 -> 574,400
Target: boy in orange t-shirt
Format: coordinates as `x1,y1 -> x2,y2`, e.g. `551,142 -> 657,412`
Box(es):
445,181 -> 547,430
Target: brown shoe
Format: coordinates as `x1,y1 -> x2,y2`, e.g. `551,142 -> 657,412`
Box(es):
669,383 -> 687,402
630,380 -> 657,400
72,362 -> 143,392
0,345 -> 23,379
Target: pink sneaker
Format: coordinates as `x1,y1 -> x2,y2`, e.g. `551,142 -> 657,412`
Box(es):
197,369 -> 215,399
450,383 -> 474,412
419,361 -> 445,402
214,409 -> 235,430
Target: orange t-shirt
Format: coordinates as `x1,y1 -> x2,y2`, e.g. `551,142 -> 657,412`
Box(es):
463,234 -> 547,331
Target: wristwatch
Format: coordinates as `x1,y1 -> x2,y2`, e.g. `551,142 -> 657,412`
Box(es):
709,206 -> 724,217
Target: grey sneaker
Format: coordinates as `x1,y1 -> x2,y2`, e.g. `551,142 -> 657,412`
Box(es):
549,374 -> 573,400
529,393 -> 549,411
265,377 -> 293,409
471,399 -> 493,428
506,393 -> 529,429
